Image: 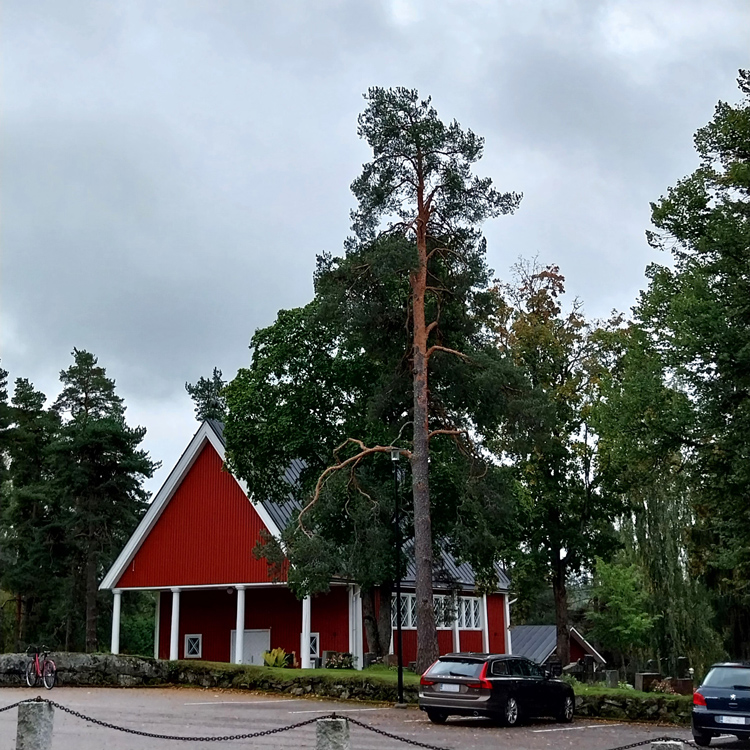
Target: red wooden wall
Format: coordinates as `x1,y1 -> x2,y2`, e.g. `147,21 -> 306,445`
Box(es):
119,443 -> 284,588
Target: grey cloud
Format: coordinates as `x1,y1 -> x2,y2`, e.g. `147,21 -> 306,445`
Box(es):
2,0 -> 748,479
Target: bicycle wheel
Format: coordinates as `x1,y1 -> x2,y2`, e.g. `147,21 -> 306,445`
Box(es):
25,660 -> 37,687
42,660 -> 56,690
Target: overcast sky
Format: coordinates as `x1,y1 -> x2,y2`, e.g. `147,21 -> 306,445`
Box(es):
2,0 -> 748,491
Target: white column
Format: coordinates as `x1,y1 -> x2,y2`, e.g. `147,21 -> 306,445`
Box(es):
348,586 -> 363,671
300,595 -> 312,669
110,590 -> 122,655
169,588 -> 181,660
234,585 -> 246,665
504,594 -> 512,655
482,594 -> 490,653
452,592 -> 460,652
153,592 -> 161,659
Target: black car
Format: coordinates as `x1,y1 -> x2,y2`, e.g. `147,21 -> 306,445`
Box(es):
418,653 -> 574,726
693,662 -> 750,746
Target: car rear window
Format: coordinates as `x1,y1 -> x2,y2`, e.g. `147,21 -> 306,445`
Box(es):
703,667 -> 750,689
427,659 -> 484,678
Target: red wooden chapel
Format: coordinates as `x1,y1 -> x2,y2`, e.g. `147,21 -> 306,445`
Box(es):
101,420 -> 511,667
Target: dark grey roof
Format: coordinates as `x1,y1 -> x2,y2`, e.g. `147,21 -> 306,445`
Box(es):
510,625 -> 557,664
401,539 -> 510,592
205,419 -> 510,593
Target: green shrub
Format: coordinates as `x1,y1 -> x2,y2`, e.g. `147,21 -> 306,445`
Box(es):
263,648 -> 288,668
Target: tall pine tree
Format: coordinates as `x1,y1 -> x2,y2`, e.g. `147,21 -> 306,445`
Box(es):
51,349 -> 156,652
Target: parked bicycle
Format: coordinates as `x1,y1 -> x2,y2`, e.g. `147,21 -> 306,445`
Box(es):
25,645 -> 56,689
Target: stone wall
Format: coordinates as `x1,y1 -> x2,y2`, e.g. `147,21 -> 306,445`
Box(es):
0,654 -> 691,724
0,653 -> 169,688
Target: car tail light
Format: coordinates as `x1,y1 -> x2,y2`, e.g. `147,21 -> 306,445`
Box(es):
467,662 -> 492,690
693,691 -> 707,707
420,659 -> 439,686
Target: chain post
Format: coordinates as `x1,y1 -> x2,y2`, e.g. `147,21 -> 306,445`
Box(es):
16,699 -> 54,750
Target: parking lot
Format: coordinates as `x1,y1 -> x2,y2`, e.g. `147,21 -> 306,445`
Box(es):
0,685 -> 731,750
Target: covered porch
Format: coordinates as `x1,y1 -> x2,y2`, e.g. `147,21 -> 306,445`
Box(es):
109,583 -> 364,669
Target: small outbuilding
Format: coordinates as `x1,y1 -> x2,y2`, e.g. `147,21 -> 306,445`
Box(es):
510,624 -> 606,667
101,419 -> 512,667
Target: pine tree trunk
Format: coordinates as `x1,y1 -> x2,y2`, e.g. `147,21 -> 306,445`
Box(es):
85,547 -> 98,652
553,557 -> 570,666
411,195 -> 439,674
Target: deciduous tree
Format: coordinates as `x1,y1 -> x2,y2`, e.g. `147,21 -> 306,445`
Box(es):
493,261 -> 622,665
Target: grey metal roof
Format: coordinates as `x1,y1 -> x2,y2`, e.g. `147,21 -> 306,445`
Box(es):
206,419 -> 510,593
510,625 -> 557,664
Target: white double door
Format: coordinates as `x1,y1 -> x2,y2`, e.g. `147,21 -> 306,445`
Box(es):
230,629 -> 270,665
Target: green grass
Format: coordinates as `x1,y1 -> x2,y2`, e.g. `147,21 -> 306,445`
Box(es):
257,663 -> 421,684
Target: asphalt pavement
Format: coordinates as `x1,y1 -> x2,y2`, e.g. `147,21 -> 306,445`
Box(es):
0,685 -> 734,750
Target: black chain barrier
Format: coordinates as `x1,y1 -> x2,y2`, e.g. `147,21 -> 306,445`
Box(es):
0,700 -> 25,714
0,697 -> 699,749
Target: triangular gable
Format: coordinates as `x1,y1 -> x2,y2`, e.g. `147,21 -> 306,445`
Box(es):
570,627 -> 606,665
100,421 -> 283,590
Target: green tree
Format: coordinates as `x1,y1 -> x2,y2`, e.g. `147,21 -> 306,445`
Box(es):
587,557 -> 655,669
493,261 -> 622,665
51,349 -> 157,652
633,70 -> 750,654
0,378 -> 63,648
593,325 -> 725,673
186,368 -> 227,422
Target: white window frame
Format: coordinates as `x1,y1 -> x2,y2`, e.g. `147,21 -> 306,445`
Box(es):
184,634 -> 202,659
392,593 -> 455,630
457,597 -> 483,630
432,594 -> 454,630
309,632 -> 320,658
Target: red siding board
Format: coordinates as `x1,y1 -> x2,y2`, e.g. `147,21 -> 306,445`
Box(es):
311,588 -> 350,655
458,630 -> 483,652
118,443 -> 283,588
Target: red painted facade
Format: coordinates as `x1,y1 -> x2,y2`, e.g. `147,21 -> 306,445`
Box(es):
117,443 -> 284,588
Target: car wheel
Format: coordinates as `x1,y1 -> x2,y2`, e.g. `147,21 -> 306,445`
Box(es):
692,731 -> 711,747
558,695 -> 574,723
503,696 -> 520,727
426,710 -> 448,725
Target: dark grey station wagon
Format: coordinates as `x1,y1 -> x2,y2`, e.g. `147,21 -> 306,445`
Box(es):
419,653 -> 574,725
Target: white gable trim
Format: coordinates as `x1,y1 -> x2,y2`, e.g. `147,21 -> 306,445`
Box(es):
100,421 -> 282,590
